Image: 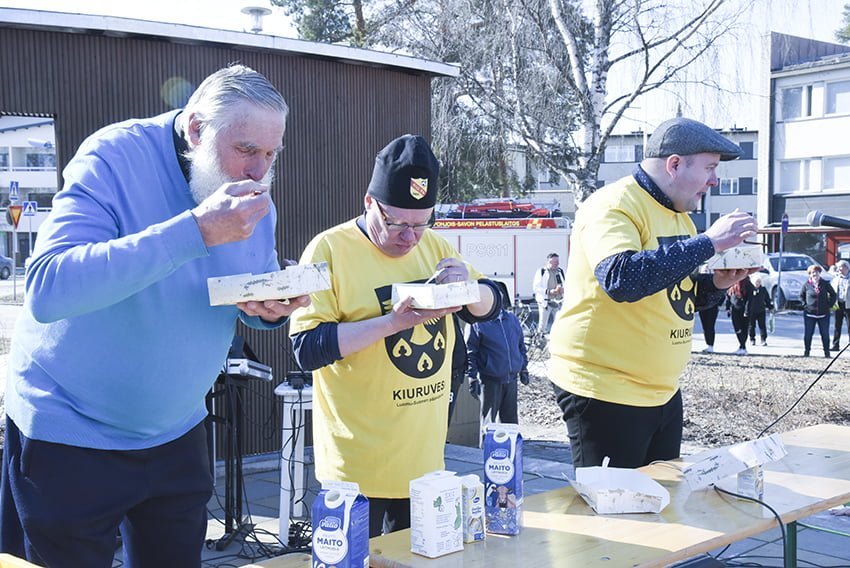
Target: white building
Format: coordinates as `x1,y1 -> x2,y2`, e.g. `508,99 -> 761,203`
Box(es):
758,32 -> 850,264
0,116 -> 57,260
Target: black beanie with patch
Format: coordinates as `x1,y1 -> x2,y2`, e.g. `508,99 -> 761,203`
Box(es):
366,134 -> 439,209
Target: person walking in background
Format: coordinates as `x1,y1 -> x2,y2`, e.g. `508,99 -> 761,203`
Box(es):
466,284 -> 529,425
698,304 -> 719,353
747,275 -> 773,346
831,260 -> 850,351
726,276 -> 754,355
800,264 -> 837,357
532,252 -> 564,336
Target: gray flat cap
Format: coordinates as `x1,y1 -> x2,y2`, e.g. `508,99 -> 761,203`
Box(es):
645,117 -> 742,161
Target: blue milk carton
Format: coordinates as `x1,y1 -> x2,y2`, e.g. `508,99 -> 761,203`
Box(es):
483,424 -> 523,535
311,481 -> 370,568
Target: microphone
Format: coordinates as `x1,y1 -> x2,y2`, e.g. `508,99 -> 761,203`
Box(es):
807,210 -> 850,230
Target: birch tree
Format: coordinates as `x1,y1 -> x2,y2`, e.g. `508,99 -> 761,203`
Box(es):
379,0 -> 755,202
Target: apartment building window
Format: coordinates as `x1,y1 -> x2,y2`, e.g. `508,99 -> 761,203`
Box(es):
0,150 -> 8,169
29,190 -> 55,208
603,145 -> 635,163
739,141 -> 754,160
782,87 -> 802,119
25,150 -> 56,169
823,156 -> 850,190
719,178 -> 739,195
827,80 -> 850,114
780,160 -> 802,192
780,159 -> 820,192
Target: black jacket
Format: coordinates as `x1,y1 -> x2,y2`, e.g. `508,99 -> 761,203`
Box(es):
746,286 -> 773,316
799,280 -> 836,315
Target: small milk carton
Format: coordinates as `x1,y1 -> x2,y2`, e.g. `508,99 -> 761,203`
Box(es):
311,481 -> 370,568
460,474 -> 486,543
737,465 -> 765,500
483,424 -> 523,535
409,470 -> 463,558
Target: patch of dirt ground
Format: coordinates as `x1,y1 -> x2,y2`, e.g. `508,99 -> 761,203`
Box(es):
518,352 -> 850,451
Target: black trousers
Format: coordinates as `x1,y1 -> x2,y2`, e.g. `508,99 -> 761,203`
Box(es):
481,379 -> 519,424
552,385 -> 683,468
368,498 -> 410,538
698,305 -> 719,346
1,417 -> 212,568
748,310 -> 768,341
833,302 -> 849,349
730,307 -> 749,349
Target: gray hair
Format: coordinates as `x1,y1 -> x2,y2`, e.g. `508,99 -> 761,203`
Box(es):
181,64 -> 288,135
838,260 -> 850,270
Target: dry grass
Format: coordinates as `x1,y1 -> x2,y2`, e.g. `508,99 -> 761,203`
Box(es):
518,352 -> 850,449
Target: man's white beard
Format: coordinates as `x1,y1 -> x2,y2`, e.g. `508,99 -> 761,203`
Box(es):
186,137 -> 275,205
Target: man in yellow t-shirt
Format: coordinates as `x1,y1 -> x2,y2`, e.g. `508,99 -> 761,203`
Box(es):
549,117 -> 759,468
289,135 -> 500,537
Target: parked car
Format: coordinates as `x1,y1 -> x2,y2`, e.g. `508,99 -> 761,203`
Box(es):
757,252 -> 831,309
0,254 -> 12,280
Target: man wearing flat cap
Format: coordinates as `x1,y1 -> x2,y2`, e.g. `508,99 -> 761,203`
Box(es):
289,134 -> 500,536
548,117 -> 759,469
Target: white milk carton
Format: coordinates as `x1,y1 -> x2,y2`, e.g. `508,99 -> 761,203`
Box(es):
460,474 -> 486,543
311,481 -> 370,568
737,465 -> 765,500
409,470 -> 463,558
483,424 -> 523,535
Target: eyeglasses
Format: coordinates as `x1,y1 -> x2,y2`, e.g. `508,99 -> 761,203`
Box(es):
374,201 -> 433,233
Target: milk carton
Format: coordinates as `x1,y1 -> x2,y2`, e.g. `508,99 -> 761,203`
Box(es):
460,474 -> 486,543
483,424 -> 523,535
737,465 -> 765,500
311,481 -> 369,568
409,470 -> 463,558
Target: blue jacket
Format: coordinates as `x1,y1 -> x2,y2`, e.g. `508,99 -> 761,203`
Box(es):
7,110 -> 283,450
466,309 -> 528,384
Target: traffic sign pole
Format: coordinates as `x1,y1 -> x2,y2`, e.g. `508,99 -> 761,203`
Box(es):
22,200 -> 37,257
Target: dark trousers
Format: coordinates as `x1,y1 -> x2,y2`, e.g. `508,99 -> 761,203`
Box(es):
833,301 -> 849,349
553,385 -> 683,469
730,307 -> 749,349
804,312 -> 831,356
698,305 -> 719,346
368,498 -> 410,538
1,417 -> 212,568
748,310 -> 768,342
481,379 -> 519,424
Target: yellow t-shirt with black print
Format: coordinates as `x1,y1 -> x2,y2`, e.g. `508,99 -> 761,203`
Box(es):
289,219 -> 483,498
549,176 -> 699,407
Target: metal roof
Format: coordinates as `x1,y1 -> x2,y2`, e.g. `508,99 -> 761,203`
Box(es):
0,7 -> 460,78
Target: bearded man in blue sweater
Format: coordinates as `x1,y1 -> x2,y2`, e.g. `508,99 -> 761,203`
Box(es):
0,65 -> 309,567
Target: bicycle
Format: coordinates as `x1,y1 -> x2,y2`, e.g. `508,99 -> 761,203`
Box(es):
511,298 -> 549,362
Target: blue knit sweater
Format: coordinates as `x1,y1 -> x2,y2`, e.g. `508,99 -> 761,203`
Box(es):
6,110 -> 283,450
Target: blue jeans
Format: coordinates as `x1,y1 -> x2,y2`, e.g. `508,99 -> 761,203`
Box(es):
803,312 -> 831,355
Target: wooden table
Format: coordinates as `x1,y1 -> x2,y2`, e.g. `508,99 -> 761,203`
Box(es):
249,424 -> 850,568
